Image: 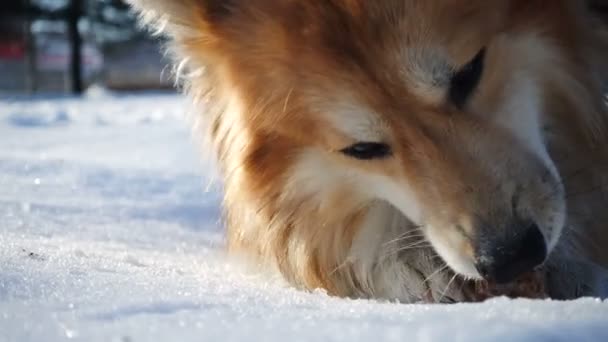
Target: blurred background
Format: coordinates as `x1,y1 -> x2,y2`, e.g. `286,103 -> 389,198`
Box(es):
0,0 -> 172,95
1,0 -> 607,96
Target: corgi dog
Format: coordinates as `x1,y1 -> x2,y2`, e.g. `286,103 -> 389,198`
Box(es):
127,0 -> 608,302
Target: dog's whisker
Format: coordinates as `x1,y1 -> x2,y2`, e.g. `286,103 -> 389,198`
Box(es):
438,274 -> 458,303
388,229 -> 425,240
394,240 -> 430,250
384,241 -> 432,257
423,263 -> 449,285
329,257 -> 353,277
382,233 -> 426,247
384,225 -> 424,240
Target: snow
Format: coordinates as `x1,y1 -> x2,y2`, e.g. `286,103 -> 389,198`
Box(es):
1,93 -> 608,342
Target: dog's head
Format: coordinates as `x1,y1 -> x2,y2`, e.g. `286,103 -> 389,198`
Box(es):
129,0 -> 607,295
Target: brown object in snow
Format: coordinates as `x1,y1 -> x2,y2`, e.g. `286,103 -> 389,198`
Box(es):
462,270 -> 547,302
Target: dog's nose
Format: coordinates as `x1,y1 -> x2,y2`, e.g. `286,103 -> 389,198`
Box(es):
474,223 -> 547,284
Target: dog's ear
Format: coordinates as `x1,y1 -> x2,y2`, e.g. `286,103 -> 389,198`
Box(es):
126,0 -> 238,39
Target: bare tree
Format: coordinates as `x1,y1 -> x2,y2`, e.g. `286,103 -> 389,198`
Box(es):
23,0 -> 37,93
67,0 -> 83,94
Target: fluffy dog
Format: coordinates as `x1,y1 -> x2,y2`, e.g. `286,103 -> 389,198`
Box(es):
127,0 -> 608,302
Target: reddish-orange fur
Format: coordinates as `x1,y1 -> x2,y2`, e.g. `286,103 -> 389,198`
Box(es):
129,0 -> 608,301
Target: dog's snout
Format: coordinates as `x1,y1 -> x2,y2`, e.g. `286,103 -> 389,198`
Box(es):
474,223 -> 547,284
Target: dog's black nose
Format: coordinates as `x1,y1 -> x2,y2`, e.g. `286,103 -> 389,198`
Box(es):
474,223 -> 547,284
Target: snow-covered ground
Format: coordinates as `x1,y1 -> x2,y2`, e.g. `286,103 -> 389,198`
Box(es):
1,93 -> 608,342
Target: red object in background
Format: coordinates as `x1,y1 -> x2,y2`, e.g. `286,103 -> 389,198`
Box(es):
0,40 -> 26,59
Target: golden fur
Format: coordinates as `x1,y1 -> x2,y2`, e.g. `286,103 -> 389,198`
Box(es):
128,0 -> 608,302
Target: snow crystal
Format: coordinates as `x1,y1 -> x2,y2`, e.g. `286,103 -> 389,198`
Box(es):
1,94 -> 607,342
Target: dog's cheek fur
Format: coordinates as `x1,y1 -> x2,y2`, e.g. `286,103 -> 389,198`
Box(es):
260,150 -> 455,301
225,142 -> 366,296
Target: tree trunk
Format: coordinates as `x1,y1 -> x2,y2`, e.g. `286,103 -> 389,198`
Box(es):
67,0 -> 83,94
23,0 -> 37,94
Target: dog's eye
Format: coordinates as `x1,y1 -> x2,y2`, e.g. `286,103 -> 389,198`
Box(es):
448,48 -> 485,109
340,142 -> 392,160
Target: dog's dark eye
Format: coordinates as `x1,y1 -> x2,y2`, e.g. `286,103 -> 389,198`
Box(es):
448,48 -> 486,109
340,142 -> 392,160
